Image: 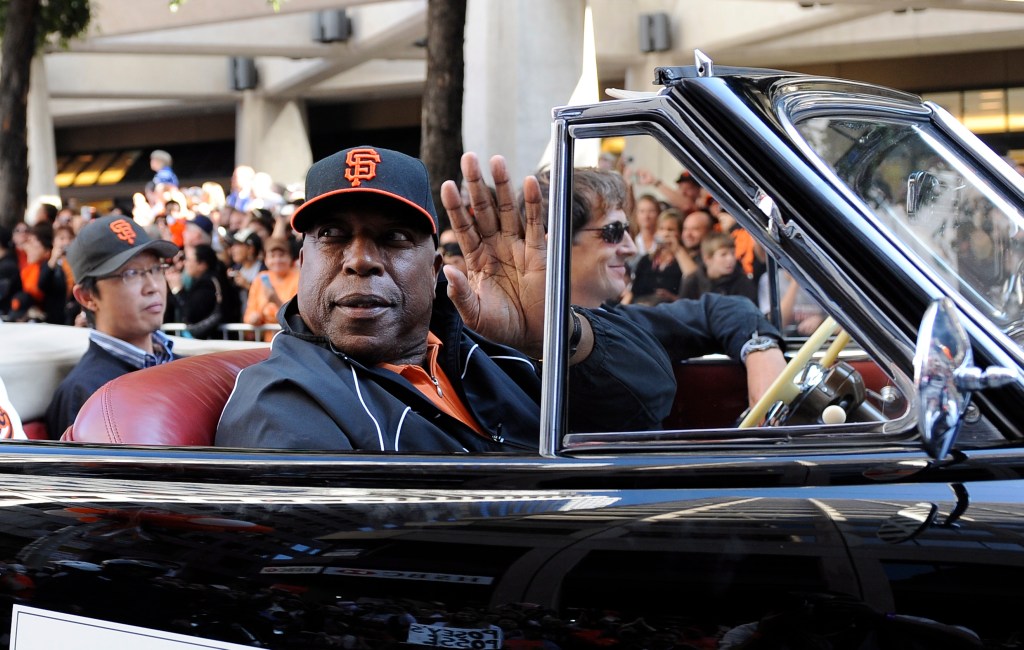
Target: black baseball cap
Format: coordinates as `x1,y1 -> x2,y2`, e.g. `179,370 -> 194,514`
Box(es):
290,146 -> 438,236
66,215 -> 180,281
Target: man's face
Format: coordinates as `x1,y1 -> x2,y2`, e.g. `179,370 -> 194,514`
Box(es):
183,247 -> 205,278
679,179 -> 702,201
655,218 -> 680,246
704,246 -> 737,280
570,208 -> 636,309
265,247 -> 293,274
635,197 -> 660,231
183,224 -> 208,249
298,206 -> 440,366
228,242 -> 249,264
84,251 -> 167,348
21,234 -> 48,264
682,212 -> 712,250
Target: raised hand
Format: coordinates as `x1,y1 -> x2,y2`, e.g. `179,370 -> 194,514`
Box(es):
440,153 -> 547,357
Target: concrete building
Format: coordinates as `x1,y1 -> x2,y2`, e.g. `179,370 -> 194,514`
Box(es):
27,0 -> 1024,211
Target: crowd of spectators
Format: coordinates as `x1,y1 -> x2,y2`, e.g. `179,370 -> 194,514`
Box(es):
0,150 -> 304,339
618,161 -> 824,333
0,147 -> 826,339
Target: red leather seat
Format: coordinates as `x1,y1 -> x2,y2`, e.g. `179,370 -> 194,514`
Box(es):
62,348 -> 270,445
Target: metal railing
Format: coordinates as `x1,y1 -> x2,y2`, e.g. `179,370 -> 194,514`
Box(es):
161,322 -> 281,341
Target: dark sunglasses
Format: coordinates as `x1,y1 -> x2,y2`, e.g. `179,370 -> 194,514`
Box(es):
578,221 -> 628,244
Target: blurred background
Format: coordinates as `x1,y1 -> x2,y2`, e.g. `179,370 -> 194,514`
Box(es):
8,0 -> 1024,215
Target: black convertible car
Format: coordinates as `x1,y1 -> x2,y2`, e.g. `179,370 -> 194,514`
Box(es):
1,54 -> 1023,649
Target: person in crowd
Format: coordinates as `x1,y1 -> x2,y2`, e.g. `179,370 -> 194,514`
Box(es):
11,221 -> 29,269
52,224 -> 79,323
66,208 -> 90,235
681,233 -> 758,304
631,193 -> 661,260
680,210 -> 714,274
183,215 -> 214,249
623,209 -> 686,306
201,181 -> 227,215
635,168 -> 697,214
35,202 -> 58,226
717,210 -> 762,281
532,167 -> 786,408
166,243 -> 230,339
677,172 -> 708,209
227,165 -> 256,212
12,223 -> 68,324
215,146 -> 675,451
438,228 -> 468,276
150,149 -> 179,188
246,208 -> 275,242
227,228 -> 266,308
46,216 -> 180,437
0,226 -> 22,319
243,236 -> 298,341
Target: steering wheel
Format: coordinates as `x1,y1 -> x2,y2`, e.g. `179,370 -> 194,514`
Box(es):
737,317 -> 851,428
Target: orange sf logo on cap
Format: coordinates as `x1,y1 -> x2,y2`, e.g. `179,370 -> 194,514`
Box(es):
344,148 -> 381,187
0,407 -> 10,439
109,218 -> 137,245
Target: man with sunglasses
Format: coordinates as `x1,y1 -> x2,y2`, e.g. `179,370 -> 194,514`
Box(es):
535,168 -> 787,410
46,216 -> 180,438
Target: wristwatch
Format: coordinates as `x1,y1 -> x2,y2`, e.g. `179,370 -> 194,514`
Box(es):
740,331 -> 779,362
568,307 -> 583,356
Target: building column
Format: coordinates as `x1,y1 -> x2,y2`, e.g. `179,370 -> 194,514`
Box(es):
27,56 -> 59,218
622,51 -> 685,197
463,0 -> 586,185
235,92 -> 314,188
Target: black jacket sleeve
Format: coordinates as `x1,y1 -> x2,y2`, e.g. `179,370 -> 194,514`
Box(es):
175,274 -> 222,339
567,306 -> 676,432
614,294 -> 782,363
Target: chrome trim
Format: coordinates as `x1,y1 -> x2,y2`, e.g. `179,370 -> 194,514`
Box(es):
694,49 -> 714,78
539,118 -> 573,458
564,423 -> 913,450
779,91 -> 930,124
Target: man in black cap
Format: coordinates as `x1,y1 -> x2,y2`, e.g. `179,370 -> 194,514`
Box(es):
46,216 -> 180,438
215,146 -> 674,451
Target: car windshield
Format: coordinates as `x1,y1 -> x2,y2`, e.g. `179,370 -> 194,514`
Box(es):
793,116 -> 1024,343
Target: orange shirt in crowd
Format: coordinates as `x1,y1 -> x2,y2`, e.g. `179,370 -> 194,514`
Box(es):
244,268 -> 299,340
730,227 -> 757,277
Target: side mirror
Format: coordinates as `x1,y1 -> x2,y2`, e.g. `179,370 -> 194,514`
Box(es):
913,298 -> 1016,459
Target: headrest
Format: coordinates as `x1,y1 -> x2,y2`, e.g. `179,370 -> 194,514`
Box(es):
63,348 -> 269,445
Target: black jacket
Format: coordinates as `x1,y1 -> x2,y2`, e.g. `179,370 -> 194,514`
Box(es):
170,271 -> 223,339
614,293 -> 781,362
215,287 -> 676,452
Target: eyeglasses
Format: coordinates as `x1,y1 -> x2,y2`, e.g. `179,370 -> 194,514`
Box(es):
578,221 -> 628,244
98,263 -> 171,287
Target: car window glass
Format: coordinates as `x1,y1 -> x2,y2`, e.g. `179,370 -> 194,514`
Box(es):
563,136 -> 914,448
793,117 -> 1024,342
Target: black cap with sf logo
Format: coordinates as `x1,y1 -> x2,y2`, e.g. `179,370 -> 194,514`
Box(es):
289,146 -> 438,236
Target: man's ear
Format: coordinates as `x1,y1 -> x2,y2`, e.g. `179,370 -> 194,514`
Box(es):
72,285 -> 97,311
433,251 -> 443,278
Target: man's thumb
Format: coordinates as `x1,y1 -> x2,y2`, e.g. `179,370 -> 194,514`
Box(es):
443,265 -> 479,325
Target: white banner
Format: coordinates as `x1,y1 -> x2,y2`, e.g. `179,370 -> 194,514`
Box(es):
11,605 -> 255,649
